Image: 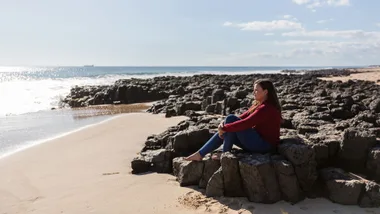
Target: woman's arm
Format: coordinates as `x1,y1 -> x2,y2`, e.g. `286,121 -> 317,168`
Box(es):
222,105 -> 268,132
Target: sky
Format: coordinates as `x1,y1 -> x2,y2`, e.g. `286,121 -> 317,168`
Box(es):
0,0 -> 379,66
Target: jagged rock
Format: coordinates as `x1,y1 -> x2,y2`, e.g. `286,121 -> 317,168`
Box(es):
338,128 -> 377,173
359,181 -> 380,208
199,153 -> 221,188
212,89 -> 225,103
278,141 -> 318,193
206,167 -> 224,197
369,99 -> 380,113
221,152 -> 245,197
176,101 -> 202,115
272,155 -> 304,204
366,147 -> 380,182
238,154 -> 281,203
165,108 -> 177,118
172,157 -> 204,186
131,149 -> 173,174
168,126 -> 212,156
311,143 -> 329,166
320,168 -> 364,205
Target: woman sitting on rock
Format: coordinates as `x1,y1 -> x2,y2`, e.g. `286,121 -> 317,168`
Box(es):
185,79 -> 282,161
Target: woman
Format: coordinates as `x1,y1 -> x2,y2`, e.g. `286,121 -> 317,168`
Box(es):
185,79 -> 282,161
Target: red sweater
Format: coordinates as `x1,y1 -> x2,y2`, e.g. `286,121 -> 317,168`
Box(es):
222,101 -> 281,146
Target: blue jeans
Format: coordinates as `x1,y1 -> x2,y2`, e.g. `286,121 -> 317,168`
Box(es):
198,114 -> 273,157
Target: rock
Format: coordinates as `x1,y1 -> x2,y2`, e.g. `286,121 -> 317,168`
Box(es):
172,157 -> 204,186
205,104 -> 216,113
366,147 -> 380,182
211,89 -> 225,103
278,142 -> 318,193
330,107 -> 353,119
359,181 -> 380,208
338,128 -> 377,173
298,125 -> 319,135
165,108 -> 177,118
221,152 -> 245,197
311,143 -> 329,166
206,167 -> 224,197
272,155 -> 304,204
168,127 -> 212,156
176,101 -> 202,115
369,99 -> 380,113
320,168 -> 364,205
238,154 -> 281,203
199,153 -> 222,189
131,149 -> 173,174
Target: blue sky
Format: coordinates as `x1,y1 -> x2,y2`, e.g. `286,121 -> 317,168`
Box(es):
0,0 -> 379,66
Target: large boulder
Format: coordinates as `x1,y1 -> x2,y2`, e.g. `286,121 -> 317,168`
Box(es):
238,154 -> 281,203
167,126 -> 213,156
366,147 -> 380,182
131,149 -> 173,174
199,153 -> 221,189
221,152 -> 246,197
278,139 -> 318,194
272,155 -> 304,204
320,168 -> 364,205
359,181 -> 380,208
206,167 -> 224,197
172,157 -> 204,186
337,128 -> 377,173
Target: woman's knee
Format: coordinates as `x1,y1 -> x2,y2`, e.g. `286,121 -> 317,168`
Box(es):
225,114 -> 239,124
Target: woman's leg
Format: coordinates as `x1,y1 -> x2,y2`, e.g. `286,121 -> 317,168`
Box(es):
223,114 -> 241,152
198,132 -> 223,157
185,114 -> 238,161
223,115 -> 273,153
235,128 -> 273,153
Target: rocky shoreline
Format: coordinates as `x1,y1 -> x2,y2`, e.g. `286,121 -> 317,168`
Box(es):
61,69 -> 380,207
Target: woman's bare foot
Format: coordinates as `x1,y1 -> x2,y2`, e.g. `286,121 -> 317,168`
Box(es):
211,153 -> 222,160
185,152 -> 202,161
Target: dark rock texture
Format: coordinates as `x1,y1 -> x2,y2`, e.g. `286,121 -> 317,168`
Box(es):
64,71 -> 380,207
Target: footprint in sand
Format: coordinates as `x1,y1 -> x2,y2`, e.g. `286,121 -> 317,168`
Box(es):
102,172 -> 120,176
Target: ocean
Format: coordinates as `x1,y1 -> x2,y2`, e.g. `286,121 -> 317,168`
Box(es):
0,65 -> 349,158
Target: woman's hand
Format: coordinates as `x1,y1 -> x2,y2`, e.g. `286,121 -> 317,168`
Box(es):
218,125 -> 225,139
218,121 -> 224,129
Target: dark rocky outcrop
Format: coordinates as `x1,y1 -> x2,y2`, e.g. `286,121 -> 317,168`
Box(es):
62,71 -> 380,207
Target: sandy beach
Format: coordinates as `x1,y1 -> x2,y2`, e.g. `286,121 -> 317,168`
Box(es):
1,112 -> 379,214
319,67 -> 380,85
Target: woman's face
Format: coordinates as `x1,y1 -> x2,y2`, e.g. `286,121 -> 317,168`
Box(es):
253,83 -> 268,102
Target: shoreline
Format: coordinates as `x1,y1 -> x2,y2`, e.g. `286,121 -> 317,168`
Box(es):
0,113 -> 193,214
0,114 -> 123,160
0,102 -> 153,160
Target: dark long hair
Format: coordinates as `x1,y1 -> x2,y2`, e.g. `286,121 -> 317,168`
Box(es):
252,79 -> 282,114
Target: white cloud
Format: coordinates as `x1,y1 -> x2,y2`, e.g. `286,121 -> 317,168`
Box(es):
223,22 -> 233,26
283,15 -> 298,21
282,29 -> 380,39
316,18 -> 334,24
326,0 -> 350,6
224,20 -> 303,31
292,0 -> 311,5
377,23 -> 380,27
265,33 -> 275,36
272,39 -> 380,58
293,0 -> 350,10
